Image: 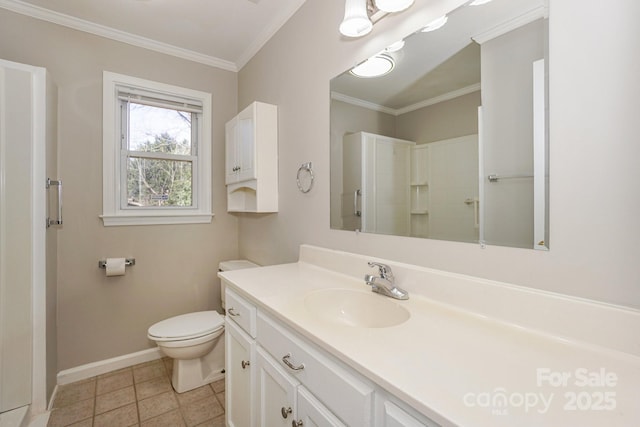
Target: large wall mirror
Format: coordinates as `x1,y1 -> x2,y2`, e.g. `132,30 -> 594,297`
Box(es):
330,0 -> 549,250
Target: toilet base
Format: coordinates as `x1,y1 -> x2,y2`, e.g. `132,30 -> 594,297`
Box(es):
171,335 -> 225,393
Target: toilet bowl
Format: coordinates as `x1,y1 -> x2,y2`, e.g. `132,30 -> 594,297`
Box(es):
148,311 -> 225,393
148,259 -> 259,393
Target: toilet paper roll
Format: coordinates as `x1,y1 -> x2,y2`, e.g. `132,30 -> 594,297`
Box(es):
105,258 -> 126,277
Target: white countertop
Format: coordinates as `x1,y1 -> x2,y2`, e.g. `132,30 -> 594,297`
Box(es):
219,246 -> 640,426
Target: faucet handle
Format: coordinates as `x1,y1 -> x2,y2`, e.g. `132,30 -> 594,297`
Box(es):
367,261 -> 393,279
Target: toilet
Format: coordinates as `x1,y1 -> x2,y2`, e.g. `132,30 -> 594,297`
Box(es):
147,260 -> 258,393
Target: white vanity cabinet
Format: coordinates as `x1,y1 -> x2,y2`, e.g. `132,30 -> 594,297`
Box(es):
256,347 -> 347,427
296,387 -> 347,427
257,311 -> 374,426
376,395 -> 440,427
225,101 -> 278,213
226,319 -> 255,427
224,283 -> 439,427
256,346 -> 299,427
225,288 -> 258,427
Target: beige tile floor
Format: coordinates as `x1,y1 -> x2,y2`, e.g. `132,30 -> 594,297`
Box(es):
47,358 -> 225,427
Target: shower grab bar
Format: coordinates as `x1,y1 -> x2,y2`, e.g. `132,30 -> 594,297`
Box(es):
46,178 -> 63,228
488,174 -> 533,182
354,189 -> 361,217
464,198 -> 480,229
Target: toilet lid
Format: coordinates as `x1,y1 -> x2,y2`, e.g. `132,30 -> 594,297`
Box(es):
148,311 -> 224,341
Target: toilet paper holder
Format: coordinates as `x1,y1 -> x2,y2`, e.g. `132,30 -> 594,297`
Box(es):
98,258 -> 136,269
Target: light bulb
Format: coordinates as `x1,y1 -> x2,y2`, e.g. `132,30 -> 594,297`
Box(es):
340,0 -> 373,38
421,15 -> 448,32
350,54 -> 395,78
384,40 -> 405,53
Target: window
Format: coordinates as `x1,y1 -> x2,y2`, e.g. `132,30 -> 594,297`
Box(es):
102,72 -> 212,225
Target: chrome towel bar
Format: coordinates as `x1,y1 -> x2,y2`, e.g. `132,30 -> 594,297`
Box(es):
488,174 -> 533,182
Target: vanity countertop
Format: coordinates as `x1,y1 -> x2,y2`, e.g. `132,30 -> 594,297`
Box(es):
219,245 -> 640,426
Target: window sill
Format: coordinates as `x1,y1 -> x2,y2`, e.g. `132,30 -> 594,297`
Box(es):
100,213 -> 213,227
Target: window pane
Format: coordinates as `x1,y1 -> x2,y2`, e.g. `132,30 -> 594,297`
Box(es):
127,157 -> 193,207
128,102 -> 192,154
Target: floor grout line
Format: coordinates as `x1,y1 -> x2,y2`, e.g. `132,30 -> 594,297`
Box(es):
48,359 -> 225,427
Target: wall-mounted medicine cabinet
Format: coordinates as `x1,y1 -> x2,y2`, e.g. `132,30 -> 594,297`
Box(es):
225,101 -> 278,213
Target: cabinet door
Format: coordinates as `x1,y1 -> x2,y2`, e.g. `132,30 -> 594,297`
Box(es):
225,118 -> 239,184
226,320 -> 255,427
237,116 -> 256,182
295,387 -> 346,427
256,347 -> 299,427
381,400 -> 440,427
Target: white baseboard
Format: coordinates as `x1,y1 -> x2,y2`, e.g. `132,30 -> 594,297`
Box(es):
27,411 -> 49,427
0,406 -> 28,427
56,347 -> 162,386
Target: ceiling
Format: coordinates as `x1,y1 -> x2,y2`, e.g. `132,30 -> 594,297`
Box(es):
0,0 -> 307,71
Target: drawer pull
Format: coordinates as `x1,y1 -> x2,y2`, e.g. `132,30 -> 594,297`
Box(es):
281,406 -> 292,419
227,307 -> 240,317
292,421 -> 303,427
241,360 -> 250,369
282,353 -> 305,371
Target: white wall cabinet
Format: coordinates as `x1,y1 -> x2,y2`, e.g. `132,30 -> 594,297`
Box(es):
225,114 -> 256,184
225,101 -> 278,212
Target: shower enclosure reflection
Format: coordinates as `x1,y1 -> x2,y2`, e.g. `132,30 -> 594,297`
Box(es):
330,0 -> 549,250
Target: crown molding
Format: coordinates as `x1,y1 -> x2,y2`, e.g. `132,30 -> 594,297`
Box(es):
0,0 -> 238,72
332,83 -> 480,117
472,5 -> 547,45
395,83 -> 481,115
331,91 -> 397,116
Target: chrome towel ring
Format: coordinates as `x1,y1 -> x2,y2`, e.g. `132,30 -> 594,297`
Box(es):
296,162 -> 314,193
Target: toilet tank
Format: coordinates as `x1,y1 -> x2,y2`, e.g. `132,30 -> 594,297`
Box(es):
218,260 -> 259,309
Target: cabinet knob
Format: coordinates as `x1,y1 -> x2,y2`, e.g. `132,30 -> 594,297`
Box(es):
241,360 -> 250,369
281,406 -> 292,419
292,420 -> 303,427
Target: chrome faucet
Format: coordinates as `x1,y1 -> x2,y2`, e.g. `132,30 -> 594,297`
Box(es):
364,262 -> 409,300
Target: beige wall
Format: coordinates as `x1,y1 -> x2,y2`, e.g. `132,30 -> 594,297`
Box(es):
238,0 -> 640,309
0,9 -> 240,370
396,91 -> 480,143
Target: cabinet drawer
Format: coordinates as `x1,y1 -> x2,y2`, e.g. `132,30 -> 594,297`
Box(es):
225,287 -> 257,338
257,312 -> 374,426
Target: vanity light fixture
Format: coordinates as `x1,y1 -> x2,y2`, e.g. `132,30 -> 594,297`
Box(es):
374,0 -> 415,13
340,0 -> 373,37
384,40 -> 405,53
350,54 -> 395,78
421,15 -> 448,32
469,0 -> 493,5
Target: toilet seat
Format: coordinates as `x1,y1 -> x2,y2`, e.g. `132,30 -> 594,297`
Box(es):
148,311 -> 224,342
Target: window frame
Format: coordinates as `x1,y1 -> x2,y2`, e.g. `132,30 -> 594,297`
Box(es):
102,71 -> 213,226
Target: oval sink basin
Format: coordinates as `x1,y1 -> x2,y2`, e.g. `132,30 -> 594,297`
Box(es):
304,288 -> 410,328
